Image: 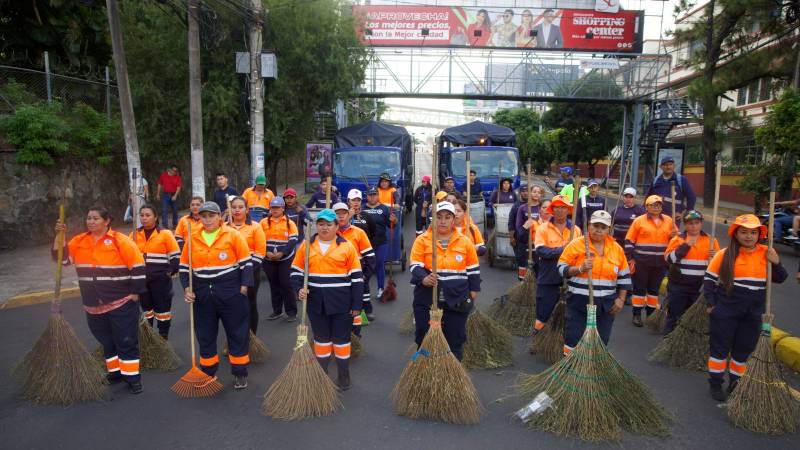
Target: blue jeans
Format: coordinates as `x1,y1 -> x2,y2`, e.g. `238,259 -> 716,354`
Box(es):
161,194 -> 178,229
773,214 -> 795,240
373,243 -> 388,290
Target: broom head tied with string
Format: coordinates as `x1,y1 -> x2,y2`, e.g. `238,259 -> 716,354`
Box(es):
530,300 -> 566,364
138,320 -> 182,371
398,309 -> 415,335
249,330 -> 271,364
647,294 -> 709,371
487,271 -> 537,337
644,298 -> 669,333
463,309 -> 513,370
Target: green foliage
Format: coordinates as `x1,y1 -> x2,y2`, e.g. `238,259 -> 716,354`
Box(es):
0,79 -> 41,107
0,98 -> 117,166
755,88 -> 800,158
492,107 -> 541,166
737,159 -> 788,211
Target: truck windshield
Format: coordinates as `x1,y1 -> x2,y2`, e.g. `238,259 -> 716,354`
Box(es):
451,150 -> 518,178
333,150 -> 401,179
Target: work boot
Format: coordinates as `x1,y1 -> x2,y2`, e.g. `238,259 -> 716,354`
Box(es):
267,312 -> 283,321
128,380 -> 143,395
316,356 -> 330,374
632,314 -> 643,327
107,372 -> 123,385
336,358 -> 351,391
233,375 -> 248,390
710,383 -> 727,402
727,379 -> 739,395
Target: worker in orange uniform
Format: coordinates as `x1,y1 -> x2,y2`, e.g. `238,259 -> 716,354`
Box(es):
453,198 -> 487,256
533,195 -> 582,336
377,172 -> 401,210
181,201 -> 254,390
409,201 -> 481,360
261,197 -> 299,322
703,214 -> 787,401
333,202 -> 375,335
130,204 -> 180,339
174,196 -> 204,250
625,195 -> 677,327
54,206 -> 146,394
241,175 -> 275,222
293,209 -> 364,390
558,210 -> 630,355
663,210 -> 720,334
229,196 -> 267,333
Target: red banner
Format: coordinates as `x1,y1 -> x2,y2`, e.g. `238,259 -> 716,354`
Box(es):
353,5 -> 643,53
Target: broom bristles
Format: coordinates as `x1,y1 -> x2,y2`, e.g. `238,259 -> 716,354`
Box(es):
644,299 -> 669,333
171,366 -> 224,398
399,309 -> 415,335
249,331 -> 271,364
463,310 -> 513,370
262,325 -> 341,420
530,301 -> 566,364
351,332 -> 363,359
647,295 -> 709,371
486,271 -> 537,337
517,308 -> 670,441
380,281 -> 398,302
392,309 -> 484,424
727,333 -> 800,434
14,313 -> 106,405
138,321 -> 182,370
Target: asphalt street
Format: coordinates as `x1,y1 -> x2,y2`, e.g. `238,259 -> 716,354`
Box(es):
0,215 -> 798,450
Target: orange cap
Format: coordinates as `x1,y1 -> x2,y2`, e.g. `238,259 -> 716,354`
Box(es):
546,195 -> 573,214
728,214 -> 767,239
645,195 -> 663,206
435,191 -> 448,201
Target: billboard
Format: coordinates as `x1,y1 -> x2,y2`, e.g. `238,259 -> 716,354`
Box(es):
306,142 -> 332,182
353,5 -> 643,53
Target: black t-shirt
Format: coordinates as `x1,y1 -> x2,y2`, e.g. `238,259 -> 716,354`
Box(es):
351,211 -> 377,246
363,203 -> 391,246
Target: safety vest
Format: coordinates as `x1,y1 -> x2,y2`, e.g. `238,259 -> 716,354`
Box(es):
624,214 -> 674,267
178,224 -> 254,299
409,228 -> 480,307
665,232 -> 720,288
290,236 -> 364,314
260,215 -> 299,261
558,234 -> 631,298
703,244 -> 787,308
338,225 -> 375,277
129,227 -> 180,276
242,187 -> 275,220
534,219 -> 582,285
230,221 -> 267,270
174,214 -> 202,249
66,230 -> 146,308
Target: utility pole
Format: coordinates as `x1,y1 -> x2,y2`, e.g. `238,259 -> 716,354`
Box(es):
105,0 -> 143,227
248,0 -> 265,185
188,0 -> 206,198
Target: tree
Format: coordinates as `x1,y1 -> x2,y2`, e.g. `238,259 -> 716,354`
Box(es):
492,107 -> 541,166
671,0 -> 797,207
542,74 -> 623,177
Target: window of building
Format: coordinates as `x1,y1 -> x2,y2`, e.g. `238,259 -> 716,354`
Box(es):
732,138 -> 764,166
737,78 -> 773,106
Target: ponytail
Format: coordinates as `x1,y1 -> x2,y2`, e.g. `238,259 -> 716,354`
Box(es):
718,241 -> 740,295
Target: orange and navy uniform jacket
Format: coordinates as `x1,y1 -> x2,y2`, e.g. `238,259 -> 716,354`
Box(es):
703,245 -> 787,310
337,225 -> 375,280
179,224 -> 254,299
457,217 -> 486,254
534,219 -> 582,285
60,230 -> 147,307
290,236 -> 364,314
230,220 -> 267,272
260,215 -> 299,261
242,186 -> 275,220
378,186 -> 399,207
624,213 -> 675,267
174,213 -> 202,250
129,227 -> 180,277
664,232 -> 720,289
558,235 -> 631,299
409,228 -> 481,308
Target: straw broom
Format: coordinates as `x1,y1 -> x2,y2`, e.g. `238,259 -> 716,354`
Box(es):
171,221 -> 224,397
14,192 -> 106,405
517,211 -> 670,441
487,161 -> 537,336
530,174 -> 582,362
727,177 -> 799,434
398,309 -> 415,335
262,223 -> 341,419
463,309 -> 513,370
391,147 -> 483,425
645,182 -> 677,332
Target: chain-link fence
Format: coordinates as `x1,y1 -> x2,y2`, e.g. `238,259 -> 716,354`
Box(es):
0,65 -> 118,115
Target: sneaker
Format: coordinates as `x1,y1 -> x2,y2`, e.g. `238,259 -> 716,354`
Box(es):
285,315 -> 297,323
366,313 -> 376,321
106,373 -> 123,385
376,288 -> 384,298
234,375 -> 248,390
632,315 -> 643,327
267,312 -> 283,321
128,380 -> 143,394
710,383 -> 727,402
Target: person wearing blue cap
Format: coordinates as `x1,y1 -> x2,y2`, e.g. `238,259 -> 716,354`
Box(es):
646,156 -> 695,224
363,186 -> 394,299
575,179 -> 607,229
545,166 -> 574,193
261,196 -> 299,322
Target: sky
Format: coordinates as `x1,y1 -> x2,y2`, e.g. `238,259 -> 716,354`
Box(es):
378,0 -> 682,138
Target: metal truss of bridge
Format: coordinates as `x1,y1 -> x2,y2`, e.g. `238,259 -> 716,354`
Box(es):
381,103 -> 486,128
359,47 -> 670,104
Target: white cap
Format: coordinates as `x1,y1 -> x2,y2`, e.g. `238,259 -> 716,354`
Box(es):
622,187 -> 637,197
347,188 -> 362,200
332,202 -> 349,212
590,210 -> 613,227
436,201 -> 456,215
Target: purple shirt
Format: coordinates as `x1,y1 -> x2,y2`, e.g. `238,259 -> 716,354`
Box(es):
515,203 -> 541,244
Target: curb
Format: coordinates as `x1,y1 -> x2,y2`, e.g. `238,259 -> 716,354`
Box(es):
1,287 -> 81,310
772,327 -> 800,373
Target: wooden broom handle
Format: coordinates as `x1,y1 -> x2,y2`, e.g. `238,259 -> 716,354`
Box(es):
581,193 -> 594,306
300,222 -> 311,326
187,220 -> 197,363
670,182 -> 676,225
325,176 -> 332,209
709,156 -> 722,257
766,177 -> 776,316
526,161 -> 533,264
54,204 -> 65,304
431,146 -> 439,312
466,151 -> 471,233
